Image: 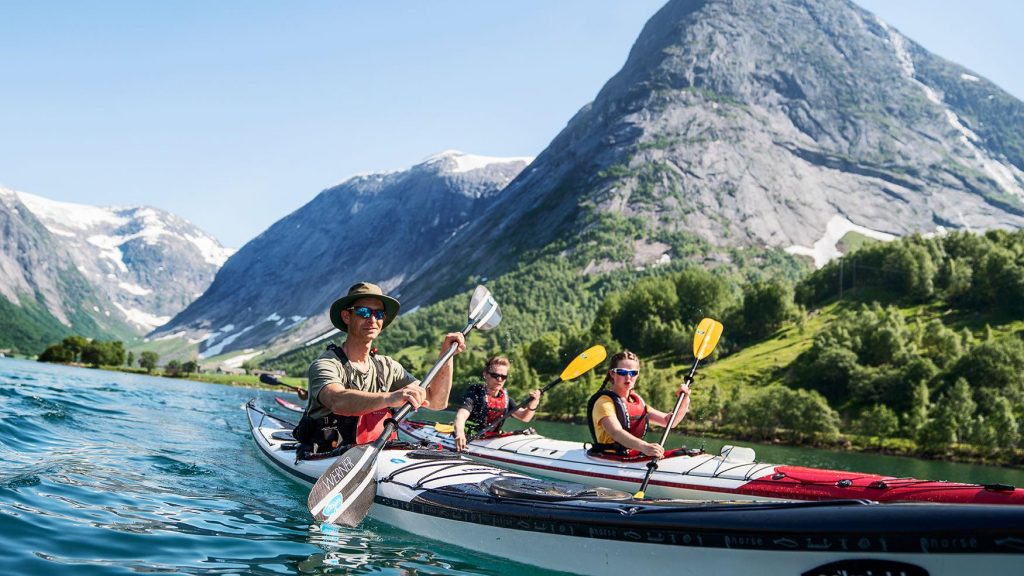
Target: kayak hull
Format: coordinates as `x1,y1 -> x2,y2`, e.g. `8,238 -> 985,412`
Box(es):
398,419 -> 1024,505
247,401 -> 1024,576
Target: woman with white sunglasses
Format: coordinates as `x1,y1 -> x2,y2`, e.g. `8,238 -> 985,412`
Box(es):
585,349 -> 690,458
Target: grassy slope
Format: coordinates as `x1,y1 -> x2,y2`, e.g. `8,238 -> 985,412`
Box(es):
703,295 -> 1024,393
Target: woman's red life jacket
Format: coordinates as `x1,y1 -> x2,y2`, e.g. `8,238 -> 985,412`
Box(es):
622,391 -> 648,438
586,389 -> 650,456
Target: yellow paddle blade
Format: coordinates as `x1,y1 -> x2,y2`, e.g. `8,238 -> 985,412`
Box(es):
692,318 -> 723,360
559,345 -> 608,381
433,423 -> 455,434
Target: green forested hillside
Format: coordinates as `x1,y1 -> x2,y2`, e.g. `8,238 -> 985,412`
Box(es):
265,220 -> 805,385
265,228 -> 1024,463
0,289 -> 130,355
0,296 -> 73,354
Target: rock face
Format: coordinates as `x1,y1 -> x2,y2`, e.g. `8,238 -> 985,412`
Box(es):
397,0 -> 1024,304
0,188 -> 108,351
152,151 -> 530,357
0,186 -> 232,352
154,0 -> 1024,358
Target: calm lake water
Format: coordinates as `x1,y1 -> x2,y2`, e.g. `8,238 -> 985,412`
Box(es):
3,357 -> 1023,575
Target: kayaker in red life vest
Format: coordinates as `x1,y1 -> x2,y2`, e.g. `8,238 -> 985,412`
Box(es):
452,356 -> 541,451
586,350 -> 691,458
292,282 -> 466,456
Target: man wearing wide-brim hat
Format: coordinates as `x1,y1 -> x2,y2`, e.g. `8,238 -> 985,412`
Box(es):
294,281 -> 466,454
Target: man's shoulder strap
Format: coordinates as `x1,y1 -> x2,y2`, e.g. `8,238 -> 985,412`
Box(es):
326,343 -> 347,363
329,343 -> 388,391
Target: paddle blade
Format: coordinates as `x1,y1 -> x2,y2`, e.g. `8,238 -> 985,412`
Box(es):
692,318 -> 723,360
559,345 -> 607,381
468,285 -> 501,331
259,373 -> 280,385
307,444 -> 381,527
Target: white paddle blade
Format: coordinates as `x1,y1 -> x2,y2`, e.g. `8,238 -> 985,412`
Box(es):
468,285 -> 501,331
307,444 -> 379,526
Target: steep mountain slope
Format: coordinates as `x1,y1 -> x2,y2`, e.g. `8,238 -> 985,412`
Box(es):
0,186 -> 233,353
397,0 -> 1024,305
14,191 -> 233,333
152,151 -> 530,358
0,188 -> 132,352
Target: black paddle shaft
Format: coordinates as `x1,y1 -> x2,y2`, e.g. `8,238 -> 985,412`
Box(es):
636,372 -> 695,495
259,373 -> 303,393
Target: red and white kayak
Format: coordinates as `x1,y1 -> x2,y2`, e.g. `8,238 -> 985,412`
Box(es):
247,402 -> 1024,576
274,396 -> 303,413
398,420 -> 1024,505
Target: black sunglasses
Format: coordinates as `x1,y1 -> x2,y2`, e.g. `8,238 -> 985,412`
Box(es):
486,370 -> 508,381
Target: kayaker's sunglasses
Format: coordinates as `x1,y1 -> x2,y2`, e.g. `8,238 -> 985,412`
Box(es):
349,306 -> 386,321
487,371 -> 508,381
612,368 -> 639,377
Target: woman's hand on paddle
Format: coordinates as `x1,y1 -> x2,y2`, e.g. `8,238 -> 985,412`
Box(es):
676,380 -> 691,399
388,384 -> 430,409
640,442 -> 665,459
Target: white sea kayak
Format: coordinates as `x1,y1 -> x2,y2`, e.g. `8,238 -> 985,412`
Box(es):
397,419 -> 1024,505
247,401 -> 1024,576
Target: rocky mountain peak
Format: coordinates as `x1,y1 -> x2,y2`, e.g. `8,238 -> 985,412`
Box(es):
152,152 -> 531,359
395,0 -> 1024,305
11,190 -> 233,332
420,150 -> 534,177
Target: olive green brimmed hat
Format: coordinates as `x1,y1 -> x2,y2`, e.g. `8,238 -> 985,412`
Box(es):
329,282 -> 401,332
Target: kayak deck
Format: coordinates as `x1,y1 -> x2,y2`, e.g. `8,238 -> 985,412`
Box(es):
398,419 -> 1024,505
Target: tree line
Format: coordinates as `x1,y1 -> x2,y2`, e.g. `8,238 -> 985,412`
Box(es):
37,336 -> 200,376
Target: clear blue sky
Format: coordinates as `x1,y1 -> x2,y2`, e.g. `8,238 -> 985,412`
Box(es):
1,1 -> 1020,248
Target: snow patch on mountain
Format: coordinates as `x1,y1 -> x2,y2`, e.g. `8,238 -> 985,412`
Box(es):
112,302 -> 171,330
786,215 -> 897,268
185,233 -> 234,266
200,324 -> 254,358
423,150 -> 534,174
220,350 -> 263,369
11,190 -> 231,334
881,20 -> 1024,200
15,191 -> 125,232
118,281 -> 151,296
